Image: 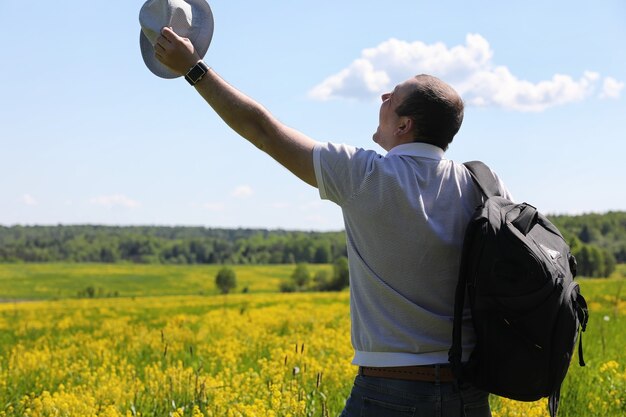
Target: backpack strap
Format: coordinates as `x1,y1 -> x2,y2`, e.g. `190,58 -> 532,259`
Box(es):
511,204 -> 538,236
548,389 -> 560,417
464,161 -> 501,198
466,161 -> 539,235
449,252 -> 466,379
576,293 -> 589,366
450,161 -> 501,379
450,161 -> 510,378
449,218 -> 478,380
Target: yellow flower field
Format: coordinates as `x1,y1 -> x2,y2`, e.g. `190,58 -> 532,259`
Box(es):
0,269 -> 624,416
0,293 -> 356,417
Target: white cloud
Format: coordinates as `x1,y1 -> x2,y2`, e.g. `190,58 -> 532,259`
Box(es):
600,77 -> 624,99
309,59 -> 390,101
309,34 -> 620,111
460,69 -> 599,112
231,185 -> 253,198
20,194 -> 38,206
89,194 -> 140,209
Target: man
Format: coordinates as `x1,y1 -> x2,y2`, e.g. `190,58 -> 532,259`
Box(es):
154,26 -> 511,417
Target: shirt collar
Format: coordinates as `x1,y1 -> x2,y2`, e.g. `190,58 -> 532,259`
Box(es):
385,142 -> 446,160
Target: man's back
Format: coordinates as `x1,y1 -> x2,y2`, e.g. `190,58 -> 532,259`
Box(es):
314,141 -> 511,367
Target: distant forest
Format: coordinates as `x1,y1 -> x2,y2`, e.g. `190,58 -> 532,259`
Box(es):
0,226 -> 347,266
0,211 -> 624,277
549,211 -> 624,277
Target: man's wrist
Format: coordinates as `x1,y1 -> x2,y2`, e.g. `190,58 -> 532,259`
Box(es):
185,61 -> 210,86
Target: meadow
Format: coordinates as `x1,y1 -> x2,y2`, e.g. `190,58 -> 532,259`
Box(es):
0,263 -> 335,300
0,263 -> 624,417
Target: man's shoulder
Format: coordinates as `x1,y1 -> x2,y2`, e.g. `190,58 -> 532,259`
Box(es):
315,142 -> 384,174
316,142 -> 380,159
313,142 -> 385,204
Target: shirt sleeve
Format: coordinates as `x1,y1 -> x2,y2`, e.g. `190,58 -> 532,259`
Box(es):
313,142 -> 381,206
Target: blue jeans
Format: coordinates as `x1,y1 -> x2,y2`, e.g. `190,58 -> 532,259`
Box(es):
339,375 -> 491,417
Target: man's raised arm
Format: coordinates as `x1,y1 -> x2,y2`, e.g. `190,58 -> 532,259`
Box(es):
155,26 -> 318,187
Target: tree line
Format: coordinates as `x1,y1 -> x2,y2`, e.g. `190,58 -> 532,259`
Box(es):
547,211 -> 625,278
0,211 -> 624,277
0,225 -> 347,265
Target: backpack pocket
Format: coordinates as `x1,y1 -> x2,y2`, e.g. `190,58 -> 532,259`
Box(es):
470,283 -> 562,400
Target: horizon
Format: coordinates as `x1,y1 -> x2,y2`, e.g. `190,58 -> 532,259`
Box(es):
2,207 -> 624,233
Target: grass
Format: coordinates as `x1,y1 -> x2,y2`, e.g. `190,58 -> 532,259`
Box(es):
0,263 -> 333,300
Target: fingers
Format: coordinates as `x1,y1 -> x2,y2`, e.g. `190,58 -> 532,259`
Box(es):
156,27 -> 171,48
161,26 -> 174,36
153,26 -> 200,75
156,26 -> 187,55
160,26 -> 179,42
155,28 -> 174,63
154,41 -> 166,52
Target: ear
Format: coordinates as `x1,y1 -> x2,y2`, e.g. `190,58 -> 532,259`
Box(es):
394,116 -> 414,136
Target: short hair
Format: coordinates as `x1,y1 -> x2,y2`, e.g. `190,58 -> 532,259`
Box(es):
395,74 -> 464,151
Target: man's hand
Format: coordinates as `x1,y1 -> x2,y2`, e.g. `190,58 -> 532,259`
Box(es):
155,27 -> 201,76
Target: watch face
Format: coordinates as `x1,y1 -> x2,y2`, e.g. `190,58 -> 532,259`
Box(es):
189,66 -> 205,82
186,62 -> 208,84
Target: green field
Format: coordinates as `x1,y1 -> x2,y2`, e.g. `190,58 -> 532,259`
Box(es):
0,263 -> 333,300
0,263 -> 624,416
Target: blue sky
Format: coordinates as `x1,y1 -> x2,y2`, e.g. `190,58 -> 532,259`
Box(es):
1,0 -> 624,231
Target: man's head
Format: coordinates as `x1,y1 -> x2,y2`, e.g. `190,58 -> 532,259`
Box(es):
373,75 -> 464,151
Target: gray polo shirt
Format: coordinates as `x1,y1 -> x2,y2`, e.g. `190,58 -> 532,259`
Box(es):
313,141 -> 512,366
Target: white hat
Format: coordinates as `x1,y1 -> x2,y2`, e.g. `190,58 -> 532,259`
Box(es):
139,0 -> 214,78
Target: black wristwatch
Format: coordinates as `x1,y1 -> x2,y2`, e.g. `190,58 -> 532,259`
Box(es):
185,61 -> 209,86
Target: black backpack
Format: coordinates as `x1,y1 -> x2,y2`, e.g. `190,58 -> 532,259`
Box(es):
448,161 -> 589,417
